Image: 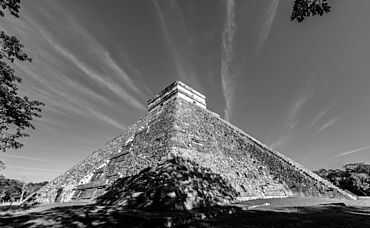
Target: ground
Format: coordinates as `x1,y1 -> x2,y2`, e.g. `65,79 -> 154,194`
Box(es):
0,197 -> 369,227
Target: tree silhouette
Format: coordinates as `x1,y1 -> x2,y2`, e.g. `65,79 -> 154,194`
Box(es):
291,0 -> 331,22
314,163 -> 370,196
0,0 -> 44,156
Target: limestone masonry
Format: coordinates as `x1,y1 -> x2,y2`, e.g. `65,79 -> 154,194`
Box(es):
35,81 -> 357,209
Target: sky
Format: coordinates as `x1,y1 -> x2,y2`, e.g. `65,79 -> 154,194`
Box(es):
1,0 -> 370,182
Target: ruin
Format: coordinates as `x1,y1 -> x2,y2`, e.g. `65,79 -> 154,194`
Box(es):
35,81 -> 357,209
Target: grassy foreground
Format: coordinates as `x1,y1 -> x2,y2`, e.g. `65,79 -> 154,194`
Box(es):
0,197 -> 369,227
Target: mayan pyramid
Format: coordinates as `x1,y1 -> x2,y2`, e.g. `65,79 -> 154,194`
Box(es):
35,81 -> 357,208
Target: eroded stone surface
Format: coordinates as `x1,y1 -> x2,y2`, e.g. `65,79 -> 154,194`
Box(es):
97,154 -> 240,210
35,81 -> 357,206
36,98 -> 179,203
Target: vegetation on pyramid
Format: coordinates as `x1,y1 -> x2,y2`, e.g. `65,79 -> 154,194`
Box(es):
97,154 -> 240,210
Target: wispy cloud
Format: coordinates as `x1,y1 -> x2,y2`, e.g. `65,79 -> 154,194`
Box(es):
0,154 -> 73,165
271,75 -> 316,149
0,154 -> 53,162
167,0 -> 186,29
153,0 -> 172,49
286,74 -> 319,131
335,145 -> 370,157
6,165 -> 64,173
306,107 -> 331,130
88,108 -> 127,131
271,135 -> 290,150
153,0 -> 202,91
295,146 -> 337,166
21,5 -> 146,112
34,2 -> 148,100
17,66 -> 127,130
257,0 -> 280,53
221,0 -> 237,121
315,116 -> 340,134
65,17 -> 145,99
286,93 -> 311,131
40,30 -> 145,111
2,6 -> 143,132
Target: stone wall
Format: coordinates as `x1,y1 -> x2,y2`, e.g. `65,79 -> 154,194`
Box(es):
36,99 -> 180,203
171,148 -> 292,199
171,98 -> 356,200
36,94 -> 356,204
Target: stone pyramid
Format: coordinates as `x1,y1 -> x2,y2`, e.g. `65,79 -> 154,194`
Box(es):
35,81 -> 357,207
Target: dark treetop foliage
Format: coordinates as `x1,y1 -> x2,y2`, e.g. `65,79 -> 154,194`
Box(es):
314,163 -> 370,196
0,0 -> 44,154
291,0 -> 331,22
0,0 -> 21,18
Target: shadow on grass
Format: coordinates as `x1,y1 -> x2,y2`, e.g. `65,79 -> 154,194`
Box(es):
0,204 -> 369,228
0,202 -> 40,213
184,205 -> 370,228
0,204 -> 146,228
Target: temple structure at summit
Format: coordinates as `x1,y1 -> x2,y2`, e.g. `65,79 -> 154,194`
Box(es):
148,81 -> 206,112
35,81 -> 357,208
